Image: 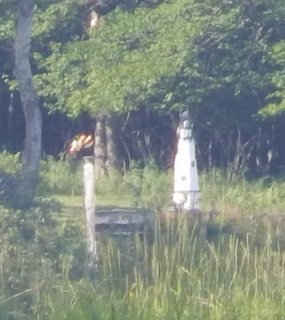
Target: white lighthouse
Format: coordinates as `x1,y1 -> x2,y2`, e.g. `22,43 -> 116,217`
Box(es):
173,111 -> 200,211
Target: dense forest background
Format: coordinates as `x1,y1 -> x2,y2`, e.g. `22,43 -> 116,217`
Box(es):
1,0 -> 285,179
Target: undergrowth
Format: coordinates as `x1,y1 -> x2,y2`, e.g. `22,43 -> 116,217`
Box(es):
1,205 -> 285,319
1,152 -> 285,213
1,153 -> 285,318
38,158 -> 285,214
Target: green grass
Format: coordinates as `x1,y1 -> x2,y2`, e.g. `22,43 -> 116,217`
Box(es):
38,158 -> 285,216
54,194 -> 133,208
1,199 -> 285,319
2,153 -> 285,319
31,227 -> 285,320
200,169 -> 285,216
1,152 -> 285,215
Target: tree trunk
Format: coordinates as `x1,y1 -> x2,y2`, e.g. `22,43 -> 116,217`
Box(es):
14,0 -> 42,207
105,114 -> 120,171
94,113 -> 121,178
94,113 -> 107,178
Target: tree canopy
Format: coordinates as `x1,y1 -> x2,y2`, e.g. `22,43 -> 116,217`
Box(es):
1,0 -> 285,175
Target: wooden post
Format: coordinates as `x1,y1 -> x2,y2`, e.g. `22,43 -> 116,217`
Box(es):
83,156 -> 97,268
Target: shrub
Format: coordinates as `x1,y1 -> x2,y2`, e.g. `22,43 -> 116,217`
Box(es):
0,151 -> 21,174
122,163 -> 172,210
39,157 -> 83,195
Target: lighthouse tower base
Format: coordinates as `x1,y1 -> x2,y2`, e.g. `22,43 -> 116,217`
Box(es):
172,110 -> 200,212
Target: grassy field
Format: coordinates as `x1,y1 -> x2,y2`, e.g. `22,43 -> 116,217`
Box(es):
1,154 -> 285,319
2,217 -> 285,320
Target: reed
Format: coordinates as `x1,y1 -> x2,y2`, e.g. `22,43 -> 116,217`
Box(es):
38,221 -> 285,320
1,153 -> 285,319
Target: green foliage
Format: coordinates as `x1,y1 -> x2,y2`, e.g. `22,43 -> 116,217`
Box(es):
0,151 -> 20,174
1,0 -> 285,176
1,152 -> 285,214
1,0 -> 285,162
16,224 -> 285,319
39,157 -> 83,195
122,163 -> 172,210
94,166 -> 285,214
261,41 -> 285,116
0,0 -> 15,40
91,162 -> 172,210
95,169 -> 125,195
33,0 -> 285,128
0,198 -> 85,317
200,169 -> 285,214
2,155 -> 285,318
34,0 -> 209,116
33,0 -> 84,40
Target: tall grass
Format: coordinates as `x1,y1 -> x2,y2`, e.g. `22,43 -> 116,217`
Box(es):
39,157 -> 83,195
39,158 -> 172,210
2,153 -> 285,319
38,158 -> 285,214
200,169 -> 285,215
36,221 -> 285,320
1,152 -> 285,214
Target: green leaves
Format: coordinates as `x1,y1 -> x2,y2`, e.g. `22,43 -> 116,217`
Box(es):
260,41 -> 285,117
2,0 -> 285,125
0,0 -> 16,40
35,0 -> 211,116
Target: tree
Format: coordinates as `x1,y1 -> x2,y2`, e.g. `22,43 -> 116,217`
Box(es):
35,0 -> 207,173
14,0 -> 42,206
1,0 -> 285,177
261,41 -> 285,117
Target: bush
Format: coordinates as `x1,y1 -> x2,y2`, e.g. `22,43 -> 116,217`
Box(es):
122,163 -> 172,210
0,199 -> 85,317
0,151 -> 21,174
200,169 -> 285,214
95,169 -> 125,196
39,157 -> 83,195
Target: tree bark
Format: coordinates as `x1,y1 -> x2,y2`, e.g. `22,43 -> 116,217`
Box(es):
14,0 -> 42,206
105,114 -> 120,171
94,113 -> 121,178
94,113 -> 107,178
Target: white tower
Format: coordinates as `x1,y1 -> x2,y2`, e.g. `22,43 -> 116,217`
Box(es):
173,112 -> 200,211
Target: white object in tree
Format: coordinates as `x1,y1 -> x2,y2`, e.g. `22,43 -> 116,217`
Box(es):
89,10 -> 100,28
83,156 -> 97,267
173,114 -> 200,210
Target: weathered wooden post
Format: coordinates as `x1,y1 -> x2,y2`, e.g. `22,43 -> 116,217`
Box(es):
83,156 -> 97,268
64,133 -> 98,268
173,110 -> 200,211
